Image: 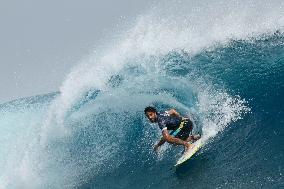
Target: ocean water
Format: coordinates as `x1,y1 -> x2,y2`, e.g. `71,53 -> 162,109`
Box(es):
0,0 -> 283,188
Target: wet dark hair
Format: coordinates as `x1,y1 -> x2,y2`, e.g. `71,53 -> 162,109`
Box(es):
144,106 -> 157,114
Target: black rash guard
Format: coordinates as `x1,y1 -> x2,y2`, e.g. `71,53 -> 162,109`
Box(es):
156,111 -> 193,140
156,112 -> 182,131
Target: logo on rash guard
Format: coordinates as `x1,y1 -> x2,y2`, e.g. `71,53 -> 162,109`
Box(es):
163,111 -> 170,116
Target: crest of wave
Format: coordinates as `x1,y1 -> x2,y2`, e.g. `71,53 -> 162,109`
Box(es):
41,0 -> 282,146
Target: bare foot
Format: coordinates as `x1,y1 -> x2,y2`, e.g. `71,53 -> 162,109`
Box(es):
184,143 -> 195,152
185,136 -> 194,143
193,134 -> 201,140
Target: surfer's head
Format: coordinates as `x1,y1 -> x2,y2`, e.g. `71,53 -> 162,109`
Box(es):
144,106 -> 158,123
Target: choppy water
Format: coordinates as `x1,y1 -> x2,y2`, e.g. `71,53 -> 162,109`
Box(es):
0,0 -> 283,188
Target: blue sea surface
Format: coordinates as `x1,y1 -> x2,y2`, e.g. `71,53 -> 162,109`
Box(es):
0,2 -> 283,188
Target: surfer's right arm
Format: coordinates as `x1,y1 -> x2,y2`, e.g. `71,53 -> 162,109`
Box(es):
161,129 -> 190,148
154,138 -> 166,152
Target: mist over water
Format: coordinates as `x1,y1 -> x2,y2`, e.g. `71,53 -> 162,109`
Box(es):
0,0 -> 283,188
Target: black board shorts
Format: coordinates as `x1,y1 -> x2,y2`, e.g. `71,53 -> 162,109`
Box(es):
175,120 -> 193,141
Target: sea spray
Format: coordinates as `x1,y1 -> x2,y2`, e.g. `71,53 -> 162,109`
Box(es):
0,0 -> 283,188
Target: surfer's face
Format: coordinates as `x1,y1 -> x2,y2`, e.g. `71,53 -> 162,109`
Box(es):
146,111 -> 157,123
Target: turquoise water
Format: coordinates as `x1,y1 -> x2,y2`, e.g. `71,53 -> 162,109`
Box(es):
0,1 -> 283,188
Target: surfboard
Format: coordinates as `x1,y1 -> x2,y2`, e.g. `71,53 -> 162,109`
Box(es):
175,138 -> 203,166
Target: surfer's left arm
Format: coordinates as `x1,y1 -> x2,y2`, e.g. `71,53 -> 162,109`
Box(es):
167,109 -> 188,120
166,109 -> 180,117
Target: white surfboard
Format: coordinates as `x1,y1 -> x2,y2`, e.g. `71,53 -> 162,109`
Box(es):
175,138 -> 203,166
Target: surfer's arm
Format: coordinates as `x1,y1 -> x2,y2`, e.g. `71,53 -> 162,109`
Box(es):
153,138 -> 166,153
162,129 -> 188,147
167,109 -> 189,121
167,109 -> 180,117
156,138 -> 166,147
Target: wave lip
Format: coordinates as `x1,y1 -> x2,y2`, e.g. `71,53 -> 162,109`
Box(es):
1,0 -> 284,188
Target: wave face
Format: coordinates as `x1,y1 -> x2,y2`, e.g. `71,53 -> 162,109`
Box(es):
0,0 -> 283,188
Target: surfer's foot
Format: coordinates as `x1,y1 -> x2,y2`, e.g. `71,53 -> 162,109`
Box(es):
182,143 -> 194,154
184,143 -> 194,151
185,134 -> 201,143
193,134 -> 201,140
185,136 -> 194,143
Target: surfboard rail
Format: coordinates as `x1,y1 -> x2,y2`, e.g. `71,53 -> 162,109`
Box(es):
175,138 -> 203,166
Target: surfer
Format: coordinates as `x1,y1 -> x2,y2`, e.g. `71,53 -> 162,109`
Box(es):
144,106 -> 200,153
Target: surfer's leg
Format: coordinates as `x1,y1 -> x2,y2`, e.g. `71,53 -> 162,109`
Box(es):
186,134 -> 201,143
182,142 -> 194,153
186,121 -> 200,142
178,125 -> 195,143
193,134 -> 201,140
175,134 -> 194,153
184,133 -> 201,143
181,120 -> 194,142
185,135 -> 194,142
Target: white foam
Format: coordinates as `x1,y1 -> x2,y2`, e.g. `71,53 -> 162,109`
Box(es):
33,0 -> 282,187
46,0 -> 282,128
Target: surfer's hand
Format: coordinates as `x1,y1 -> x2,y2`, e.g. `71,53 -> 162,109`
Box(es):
153,145 -> 160,154
182,117 -> 189,121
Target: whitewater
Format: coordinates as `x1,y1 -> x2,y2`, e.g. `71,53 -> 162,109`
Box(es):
0,0 -> 283,188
